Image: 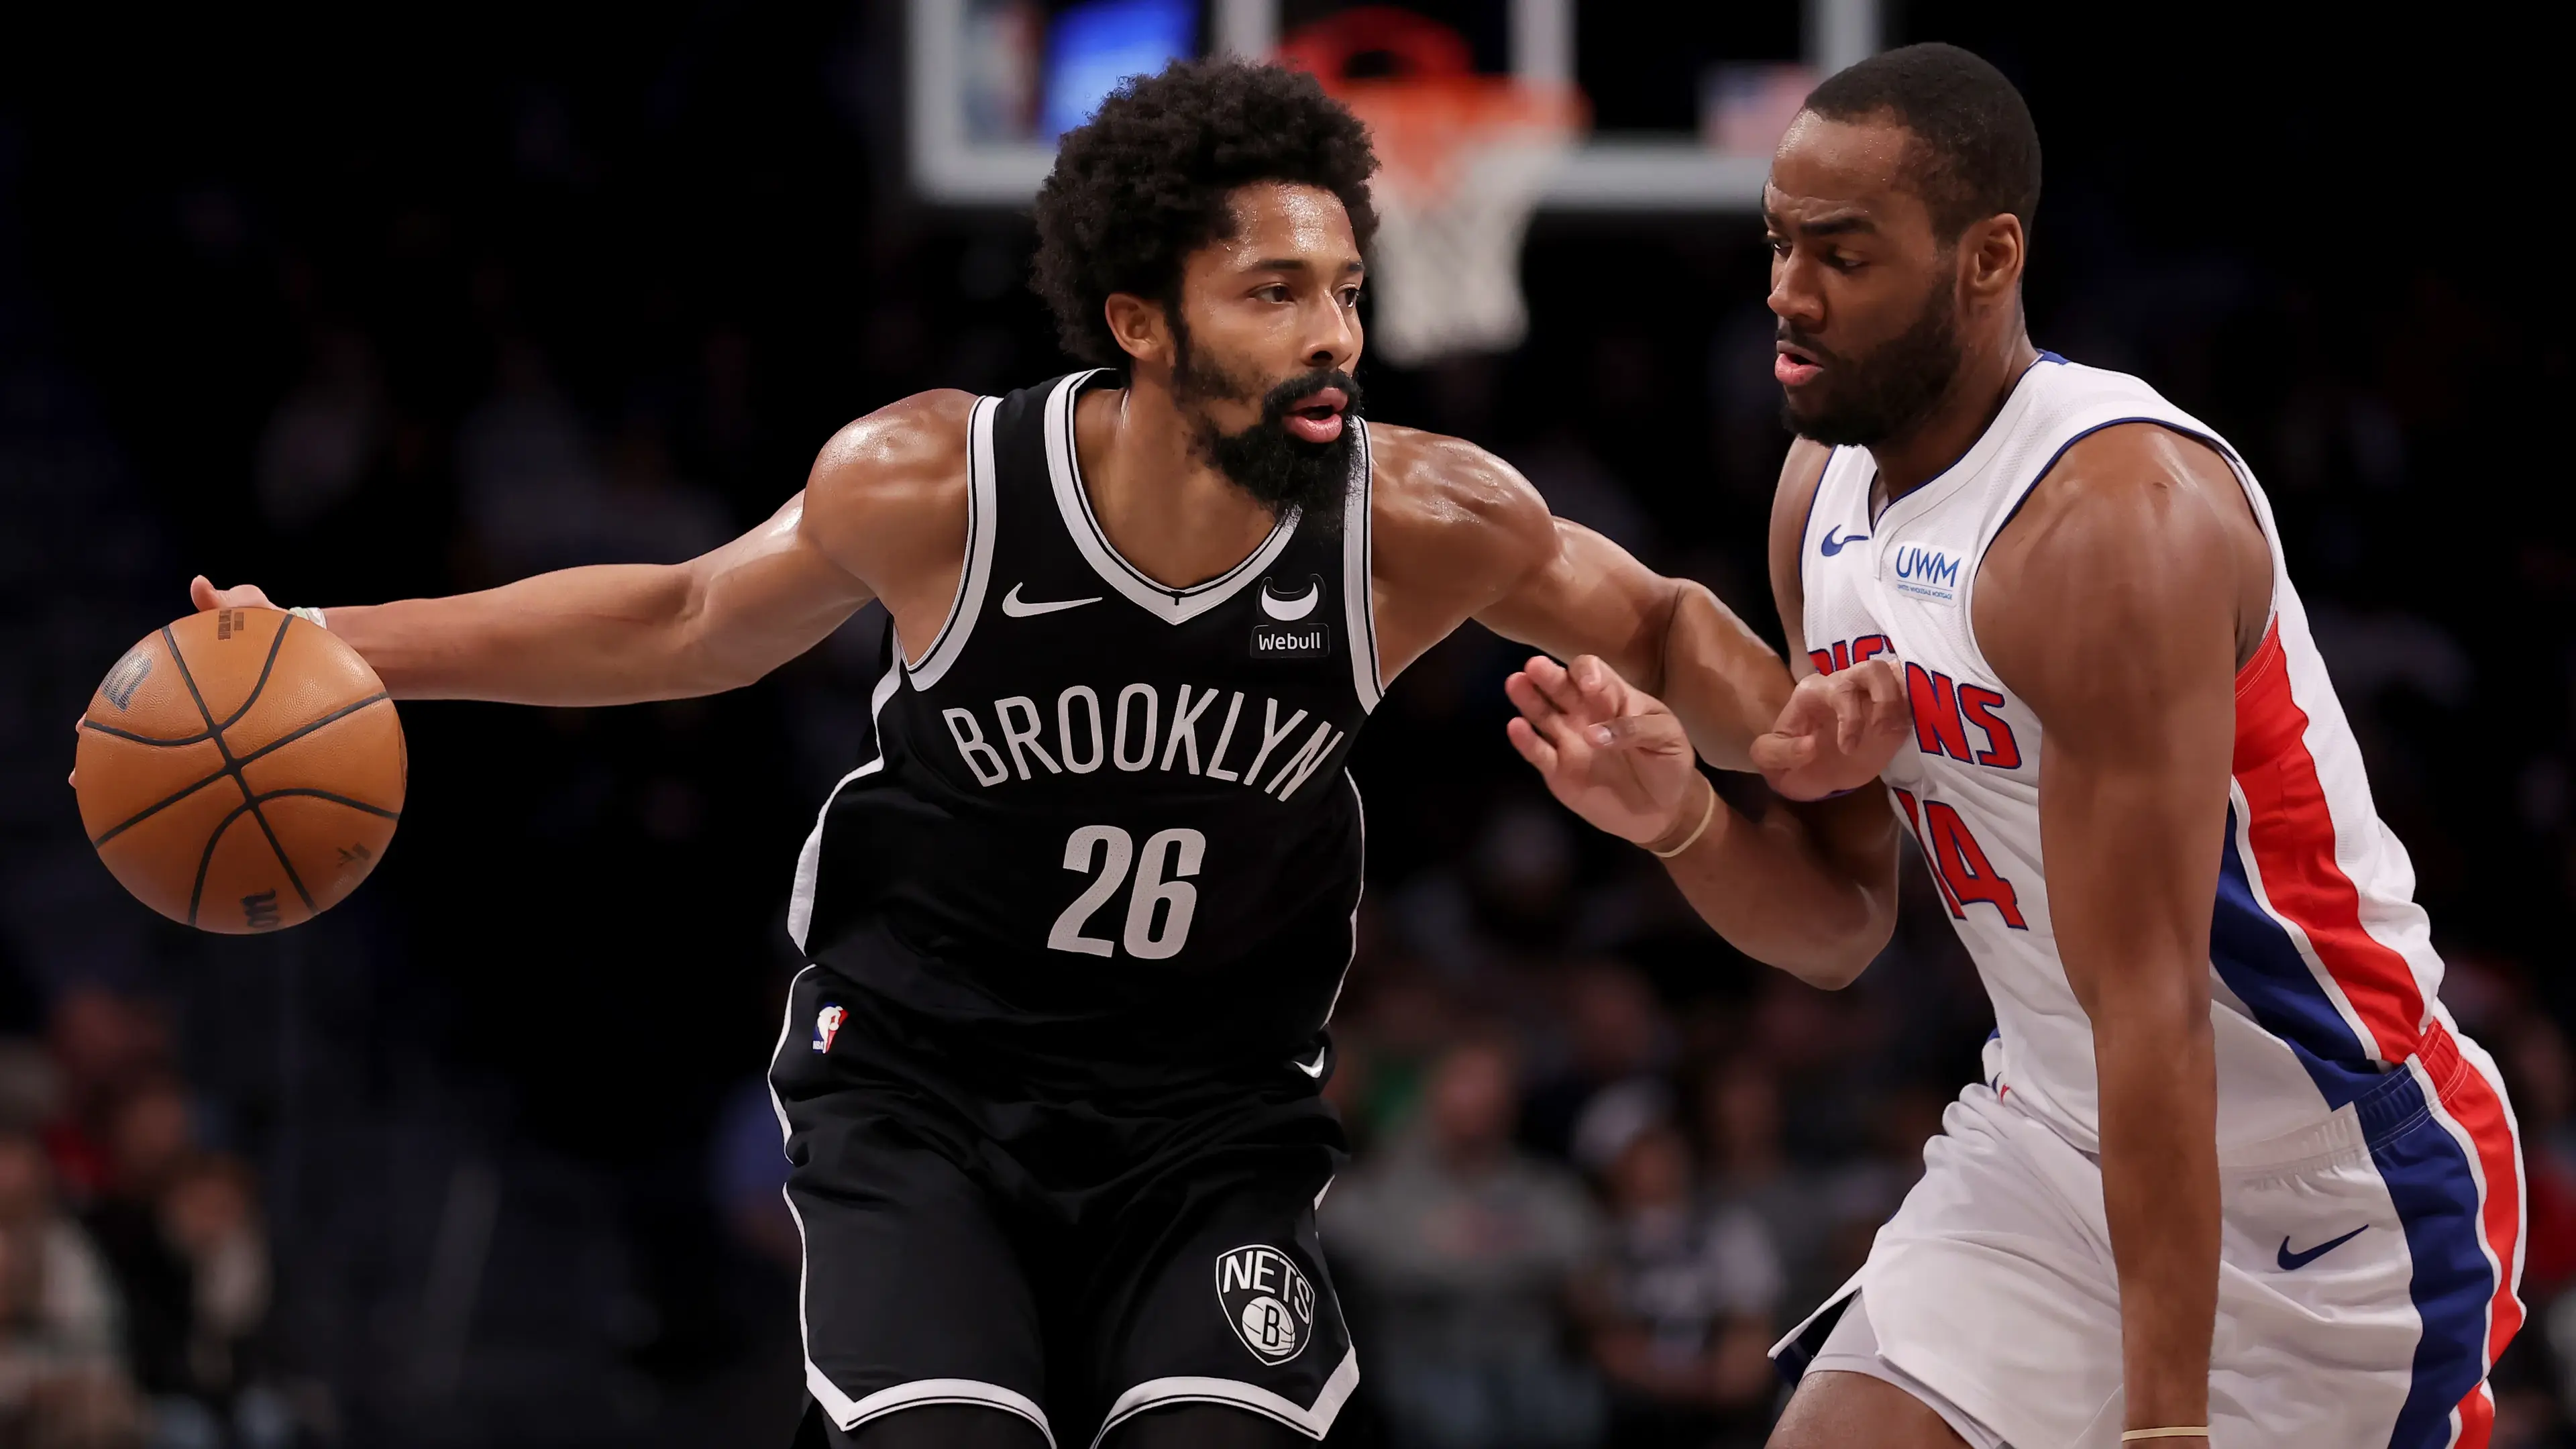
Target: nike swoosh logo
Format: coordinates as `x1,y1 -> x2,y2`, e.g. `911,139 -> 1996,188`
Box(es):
1820,527 -> 1868,557
2277,1226 -> 2367,1270
1260,578 -> 1322,622
1000,583 -> 1102,618
1293,1046 -> 1329,1078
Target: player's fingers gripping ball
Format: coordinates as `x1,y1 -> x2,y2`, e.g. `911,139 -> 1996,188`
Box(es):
74,607 -> 405,933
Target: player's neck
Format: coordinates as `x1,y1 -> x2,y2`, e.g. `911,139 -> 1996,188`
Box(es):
1073,382 -> 1285,590
1868,331 -> 2043,510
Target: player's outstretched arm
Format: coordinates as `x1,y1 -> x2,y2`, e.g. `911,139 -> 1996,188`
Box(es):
1978,427 -> 2264,1449
191,390 -> 973,706
1503,650 -> 1894,987
1365,427 -> 1902,985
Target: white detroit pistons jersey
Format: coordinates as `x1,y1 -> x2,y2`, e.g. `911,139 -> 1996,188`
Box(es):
1799,356 -> 2512,1167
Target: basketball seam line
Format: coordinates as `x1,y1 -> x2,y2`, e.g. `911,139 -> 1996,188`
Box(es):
254,787 -> 400,820
163,625 -> 235,928
82,612 -> 292,748
216,613 -> 294,733
88,692 -> 393,848
244,808 -> 316,914
80,719 -> 218,747
164,621 -> 314,923
180,790 -> 403,922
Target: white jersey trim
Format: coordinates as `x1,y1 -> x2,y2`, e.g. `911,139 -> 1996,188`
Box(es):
785,655 -> 907,951
904,394 -> 1001,690
1042,370 -> 1303,625
1088,1346 -> 1359,1446
764,964 -> 815,1154
1342,420 -> 1382,710
812,1373 -> 1057,1444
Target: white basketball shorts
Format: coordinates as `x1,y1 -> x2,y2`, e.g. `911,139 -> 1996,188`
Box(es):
1772,1024 -> 2524,1448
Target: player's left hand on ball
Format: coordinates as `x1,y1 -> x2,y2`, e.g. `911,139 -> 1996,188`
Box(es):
1750,657 -> 1911,800
1505,654 -> 1702,847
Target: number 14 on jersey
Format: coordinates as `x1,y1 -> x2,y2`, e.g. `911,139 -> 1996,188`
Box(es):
1891,788 -> 2027,929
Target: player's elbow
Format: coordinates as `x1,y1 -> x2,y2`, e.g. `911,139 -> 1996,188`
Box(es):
1786,921 -> 1891,991
661,562 -> 755,698
1754,894 -> 1894,991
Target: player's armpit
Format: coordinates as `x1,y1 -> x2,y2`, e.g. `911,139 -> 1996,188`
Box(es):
1976,435 -> 2262,1437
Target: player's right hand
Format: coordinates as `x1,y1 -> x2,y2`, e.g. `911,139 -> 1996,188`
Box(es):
1505,653 -> 1704,847
191,576 -> 277,612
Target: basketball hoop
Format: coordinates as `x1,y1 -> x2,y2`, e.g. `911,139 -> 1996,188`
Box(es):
1283,9 -> 1587,368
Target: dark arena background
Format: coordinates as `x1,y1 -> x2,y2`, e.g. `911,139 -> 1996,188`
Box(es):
3,3 -> 2571,1446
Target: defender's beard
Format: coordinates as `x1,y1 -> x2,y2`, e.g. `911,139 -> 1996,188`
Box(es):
1779,279 -> 1964,449
1173,321 -> 1363,523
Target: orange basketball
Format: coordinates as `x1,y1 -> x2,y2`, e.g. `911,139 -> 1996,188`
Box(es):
74,606 -> 405,934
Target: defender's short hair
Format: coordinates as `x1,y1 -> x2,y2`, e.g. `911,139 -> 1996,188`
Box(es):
1032,58 -> 1381,370
1802,43 -> 2041,238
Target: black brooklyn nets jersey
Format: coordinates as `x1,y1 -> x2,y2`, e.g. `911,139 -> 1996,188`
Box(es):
787,370 -> 1377,1097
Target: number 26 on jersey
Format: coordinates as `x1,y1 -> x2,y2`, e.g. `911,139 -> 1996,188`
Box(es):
1049,825 -> 1205,959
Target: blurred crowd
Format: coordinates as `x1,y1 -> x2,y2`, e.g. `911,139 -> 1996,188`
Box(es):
0,991 -> 301,1448
4,3 -> 2574,1446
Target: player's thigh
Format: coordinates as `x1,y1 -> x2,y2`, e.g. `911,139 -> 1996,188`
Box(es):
785,1112 -> 1051,1440
1770,1370 -> 1972,1449
1083,1139 -> 1354,1444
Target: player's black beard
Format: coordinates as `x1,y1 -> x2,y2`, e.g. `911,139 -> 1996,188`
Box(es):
1173,324 -> 1363,523
1778,279 -> 1963,447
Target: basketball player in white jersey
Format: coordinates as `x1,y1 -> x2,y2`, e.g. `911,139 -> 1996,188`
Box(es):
1509,43 -> 2523,1449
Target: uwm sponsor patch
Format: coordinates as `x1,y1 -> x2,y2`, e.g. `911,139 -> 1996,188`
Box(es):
1215,1244 -> 1315,1365
1888,543 -> 1963,604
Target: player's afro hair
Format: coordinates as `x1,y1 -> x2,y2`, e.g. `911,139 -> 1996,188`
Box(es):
1803,42 -> 2041,239
1032,58 -> 1379,370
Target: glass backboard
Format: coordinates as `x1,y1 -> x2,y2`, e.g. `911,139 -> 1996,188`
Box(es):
906,0 -> 1882,211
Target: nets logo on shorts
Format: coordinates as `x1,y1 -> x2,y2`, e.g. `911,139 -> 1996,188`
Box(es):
1214,1244 -> 1315,1365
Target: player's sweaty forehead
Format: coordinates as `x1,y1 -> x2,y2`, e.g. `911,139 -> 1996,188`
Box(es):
1204,181 -> 1364,284
1762,111 -> 1929,244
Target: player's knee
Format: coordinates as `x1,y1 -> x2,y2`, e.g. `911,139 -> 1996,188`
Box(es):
1102,1404 -> 1311,1449
839,1404 -> 1051,1449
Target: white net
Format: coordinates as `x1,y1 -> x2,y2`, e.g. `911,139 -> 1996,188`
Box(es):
1343,85 -> 1582,367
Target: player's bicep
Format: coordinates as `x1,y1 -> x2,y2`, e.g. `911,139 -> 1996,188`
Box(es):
1476,520 -> 1670,682
670,493 -> 878,688
1984,472 -> 2241,1020
1484,522 -> 1784,768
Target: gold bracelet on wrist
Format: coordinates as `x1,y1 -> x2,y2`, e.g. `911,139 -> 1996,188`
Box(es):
1648,775 -> 1718,859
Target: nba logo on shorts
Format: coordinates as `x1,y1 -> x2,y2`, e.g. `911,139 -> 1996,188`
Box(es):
812,1003 -> 846,1053
1214,1244 -> 1314,1365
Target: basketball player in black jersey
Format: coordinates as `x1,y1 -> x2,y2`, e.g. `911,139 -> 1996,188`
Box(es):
176,60 -> 1915,1449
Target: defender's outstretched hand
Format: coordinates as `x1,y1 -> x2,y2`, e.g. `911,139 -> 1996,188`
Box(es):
1505,654 -> 1704,848
1748,657 -> 1911,800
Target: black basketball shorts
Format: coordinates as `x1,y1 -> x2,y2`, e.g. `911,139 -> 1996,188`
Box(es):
769,967 -> 1358,1448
